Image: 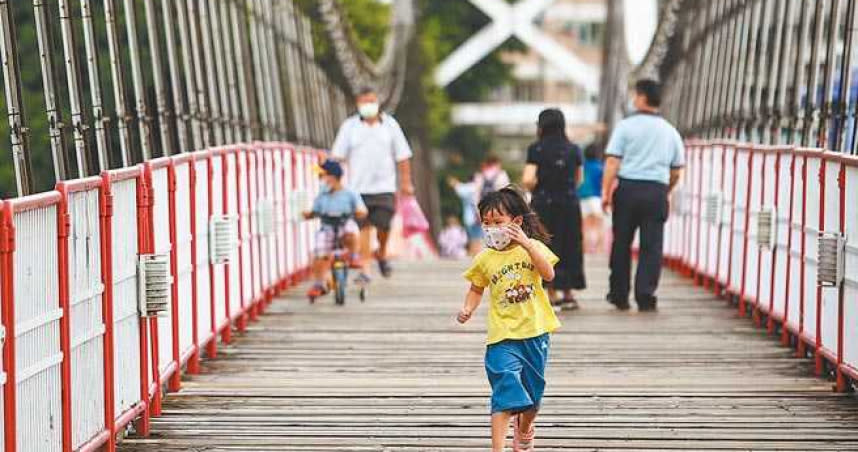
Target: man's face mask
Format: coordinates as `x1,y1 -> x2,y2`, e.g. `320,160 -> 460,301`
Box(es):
358,102 -> 380,119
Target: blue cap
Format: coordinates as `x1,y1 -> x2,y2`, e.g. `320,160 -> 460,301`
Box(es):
320,159 -> 343,178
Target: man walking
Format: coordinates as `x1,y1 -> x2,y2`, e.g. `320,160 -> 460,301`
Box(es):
331,87 -> 414,280
601,79 -> 684,312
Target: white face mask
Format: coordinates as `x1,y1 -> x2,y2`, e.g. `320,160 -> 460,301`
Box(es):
358,102 -> 380,119
626,98 -> 637,113
483,226 -> 511,250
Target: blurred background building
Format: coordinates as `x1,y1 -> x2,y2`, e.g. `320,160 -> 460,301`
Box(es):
444,0 -> 607,163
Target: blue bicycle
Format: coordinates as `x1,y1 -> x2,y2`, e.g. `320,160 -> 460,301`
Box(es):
308,215 -> 367,305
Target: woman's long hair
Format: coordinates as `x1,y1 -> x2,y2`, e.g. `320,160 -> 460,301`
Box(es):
478,186 -> 551,244
537,108 -> 568,141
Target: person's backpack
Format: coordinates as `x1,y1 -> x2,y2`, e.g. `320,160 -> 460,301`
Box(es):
535,142 -> 577,193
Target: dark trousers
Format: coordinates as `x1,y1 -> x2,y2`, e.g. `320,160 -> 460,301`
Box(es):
609,179 -> 669,308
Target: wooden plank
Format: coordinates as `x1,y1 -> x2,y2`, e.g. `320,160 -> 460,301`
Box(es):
118,256 -> 858,450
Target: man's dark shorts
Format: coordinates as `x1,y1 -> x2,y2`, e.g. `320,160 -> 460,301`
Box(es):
359,193 -> 396,231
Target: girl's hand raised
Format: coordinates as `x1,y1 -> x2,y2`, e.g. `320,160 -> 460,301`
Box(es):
506,223 -> 529,246
457,308 -> 473,324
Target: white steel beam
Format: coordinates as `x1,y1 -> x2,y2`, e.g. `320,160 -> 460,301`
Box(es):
435,0 -> 600,93
451,102 -> 598,126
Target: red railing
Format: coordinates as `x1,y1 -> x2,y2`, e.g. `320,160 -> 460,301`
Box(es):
0,142 -> 321,452
666,140 -> 858,391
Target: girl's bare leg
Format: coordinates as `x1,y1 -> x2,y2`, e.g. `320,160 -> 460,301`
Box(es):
491,411 -> 513,452
518,408 -> 538,435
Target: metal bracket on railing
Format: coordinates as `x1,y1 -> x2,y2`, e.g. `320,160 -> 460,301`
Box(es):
757,207 -> 776,249
138,253 -> 171,317
704,193 -> 723,225
209,215 -> 237,264
818,232 -> 846,288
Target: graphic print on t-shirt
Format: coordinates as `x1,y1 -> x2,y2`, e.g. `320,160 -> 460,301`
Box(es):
491,261 -> 537,308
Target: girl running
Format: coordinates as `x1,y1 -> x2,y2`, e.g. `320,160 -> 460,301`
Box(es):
457,186 -> 561,452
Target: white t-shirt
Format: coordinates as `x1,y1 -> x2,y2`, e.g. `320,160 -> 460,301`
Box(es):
330,113 -> 413,195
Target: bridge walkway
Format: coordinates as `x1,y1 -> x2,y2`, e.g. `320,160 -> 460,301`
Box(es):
118,257 -> 858,451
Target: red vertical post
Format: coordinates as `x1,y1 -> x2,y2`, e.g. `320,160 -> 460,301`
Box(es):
836,161 -> 847,391
134,172 -> 151,435
694,145 -> 704,285
187,157 -> 201,375
234,150 -> 249,325
142,164 -> 162,416
220,153 -> 237,344
782,154 -> 797,346
223,152 -> 240,335
753,152 -> 767,326
682,146 -> 692,276
814,158 -> 827,375
767,153 -> 782,333
1,202 -> 17,452
167,162 -> 182,393
263,148 -> 273,305
714,145 -> 727,297
726,146 -> 739,300
206,155 -> 218,360
99,173 -> 117,452
738,150 -> 755,316
291,149 -> 299,282
702,145 -> 713,290
56,184 -> 73,452
286,147 -> 294,287
279,146 -> 289,290
797,155 -> 808,358
246,150 -> 258,315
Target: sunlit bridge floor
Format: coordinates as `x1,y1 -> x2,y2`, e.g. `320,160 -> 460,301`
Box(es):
119,256 -> 858,451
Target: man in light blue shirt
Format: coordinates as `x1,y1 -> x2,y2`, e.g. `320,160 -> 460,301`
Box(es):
601,79 -> 684,312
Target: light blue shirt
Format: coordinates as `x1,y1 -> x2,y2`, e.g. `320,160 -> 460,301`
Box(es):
605,113 -> 685,185
312,188 -> 367,218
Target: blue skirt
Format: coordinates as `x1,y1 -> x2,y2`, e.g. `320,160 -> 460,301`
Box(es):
485,333 -> 550,414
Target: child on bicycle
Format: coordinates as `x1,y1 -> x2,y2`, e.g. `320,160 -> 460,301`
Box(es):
303,160 -> 368,298
457,186 -> 560,452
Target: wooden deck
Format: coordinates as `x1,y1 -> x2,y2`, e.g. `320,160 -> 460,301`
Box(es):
119,256 -> 858,451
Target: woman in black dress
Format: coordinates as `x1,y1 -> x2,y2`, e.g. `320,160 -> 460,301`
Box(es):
522,109 -> 586,309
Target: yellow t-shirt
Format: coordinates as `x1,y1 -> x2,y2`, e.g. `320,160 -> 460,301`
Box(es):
463,239 -> 561,345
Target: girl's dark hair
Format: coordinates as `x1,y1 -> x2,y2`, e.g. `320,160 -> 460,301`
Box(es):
537,108 -> 568,141
478,186 -> 551,244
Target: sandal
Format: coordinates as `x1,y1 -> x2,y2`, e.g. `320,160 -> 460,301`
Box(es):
513,414 -> 535,452
561,297 -> 580,311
